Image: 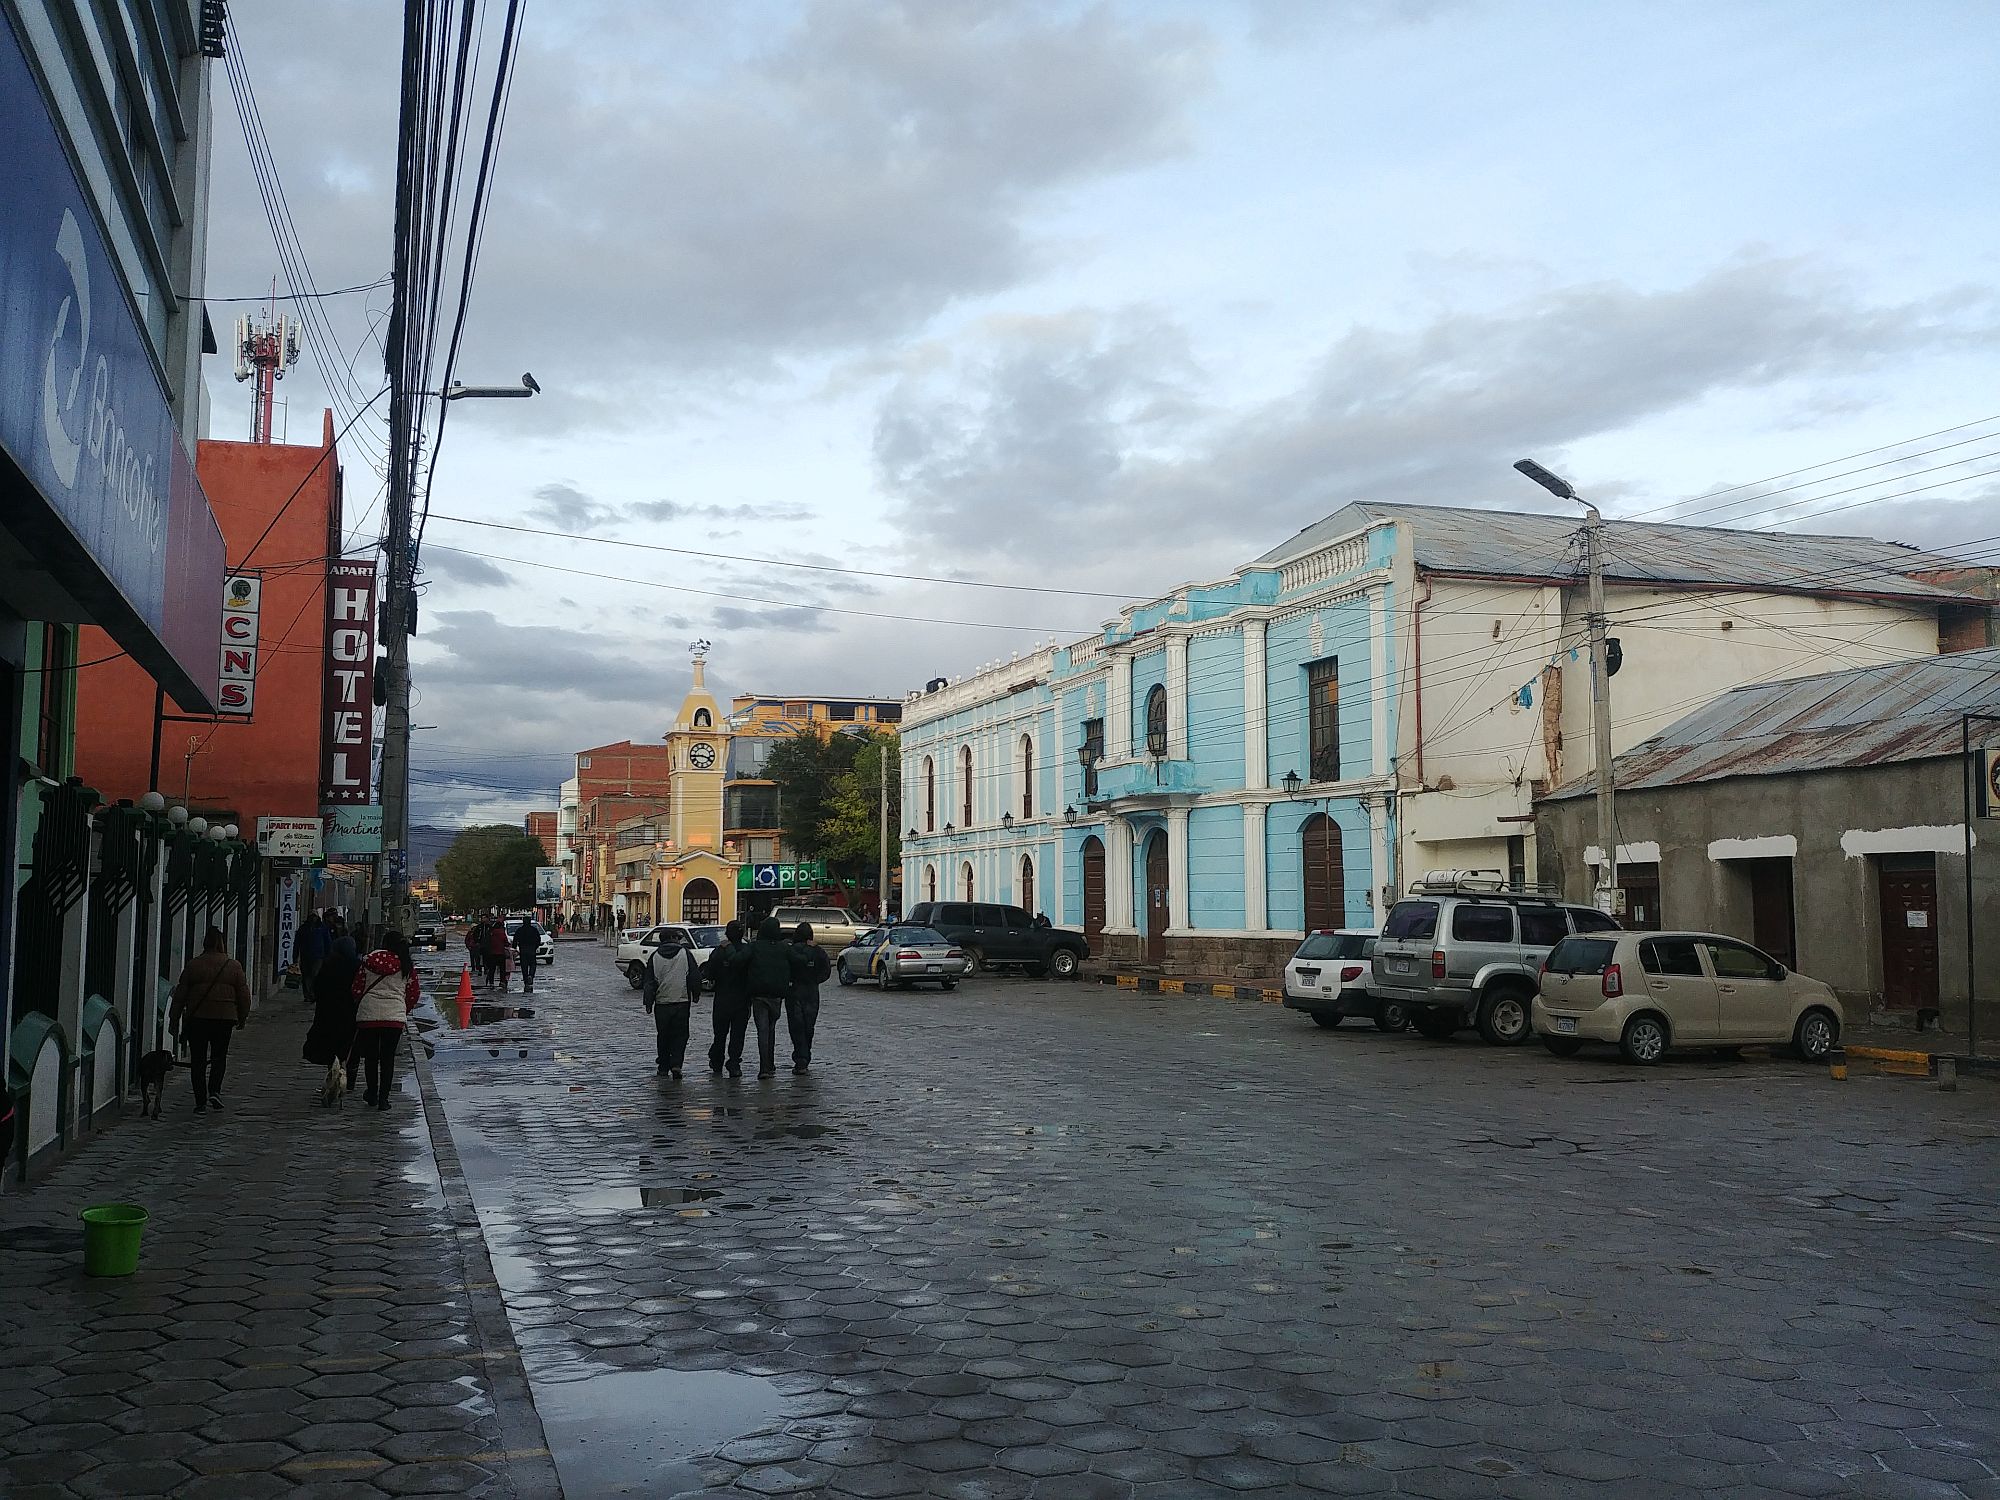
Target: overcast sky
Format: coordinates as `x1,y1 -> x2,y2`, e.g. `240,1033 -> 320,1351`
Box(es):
202,0 -> 2000,826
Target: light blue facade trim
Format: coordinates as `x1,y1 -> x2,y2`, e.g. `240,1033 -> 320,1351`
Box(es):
1187,806 -> 1245,930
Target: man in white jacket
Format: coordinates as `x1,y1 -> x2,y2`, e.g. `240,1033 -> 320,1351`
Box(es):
641,932 -> 700,1079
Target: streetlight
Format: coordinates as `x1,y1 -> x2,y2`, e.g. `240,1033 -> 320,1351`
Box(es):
443,373 -> 539,401
1281,769 -> 1303,799
1515,457 -> 1616,911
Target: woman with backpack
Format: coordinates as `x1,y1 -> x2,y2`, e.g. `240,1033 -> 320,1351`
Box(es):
352,931 -> 420,1109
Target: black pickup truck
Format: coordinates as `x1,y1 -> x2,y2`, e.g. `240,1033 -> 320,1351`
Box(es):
902,901 -> 1089,979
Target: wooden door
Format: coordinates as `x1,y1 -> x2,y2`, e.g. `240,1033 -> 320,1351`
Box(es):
1301,814 -> 1344,932
1144,832 -> 1169,965
1747,859 -> 1795,970
1622,862 -> 1661,932
1080,837 -> 1105,945
1877,856 -> 1939,1009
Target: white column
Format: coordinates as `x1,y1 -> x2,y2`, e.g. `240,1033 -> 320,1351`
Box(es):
1243,802 -> 1268,932
1369,793 -> 1392,916
1370,584 -> 1390,780
1166,636 -> 1189,760
1050,836 -> 1066,924
142,835 -> 168,1051
1167,807 -> 1191,930
1242,620 -> 1268,790
58,828 -> 96,1136
1106,815 -> 1135,930
1108,658 -> 1132,763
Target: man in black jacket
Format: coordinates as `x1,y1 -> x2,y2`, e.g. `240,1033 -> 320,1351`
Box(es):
703,920 -> 751,1078
786,923 -> 831,1073
511,916 -> 543,994
743,916 -> 802,1079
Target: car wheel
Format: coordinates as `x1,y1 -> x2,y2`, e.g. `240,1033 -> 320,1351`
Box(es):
877,965 -> 898,991
1793,1007 -> 1840,1062
625,963 -> 645,990
962,945 -> 985,973
1477,985 -> 1534,1046
1373,1000 -> 1408,1033
1619,1013 -> 1669,1066
1312,1013 -> 1343,1030
1048,948 -> 1079,980
836,961 -> 854,987
1411,1007 -> 1459,1041
1542,1037 -> 1584,1058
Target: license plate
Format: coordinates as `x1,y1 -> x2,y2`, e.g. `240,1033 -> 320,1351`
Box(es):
1391,958 -> 1412,974
1552,1017 -> 1578,1035
1297,969 -> 1319,984
927,964 -> 941,973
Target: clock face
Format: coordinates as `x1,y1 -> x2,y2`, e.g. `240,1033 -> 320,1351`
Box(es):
688,741 -> 716,770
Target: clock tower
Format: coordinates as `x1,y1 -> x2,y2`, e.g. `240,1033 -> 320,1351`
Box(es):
664,643 -> 726,857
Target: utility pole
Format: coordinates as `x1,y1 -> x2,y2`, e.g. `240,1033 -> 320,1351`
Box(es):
879,733 -> 890,919
1514,460 -> 1616,911
1582,500 -> 1617,912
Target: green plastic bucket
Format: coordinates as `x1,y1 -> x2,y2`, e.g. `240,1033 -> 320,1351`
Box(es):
80,1204 -> 148,1277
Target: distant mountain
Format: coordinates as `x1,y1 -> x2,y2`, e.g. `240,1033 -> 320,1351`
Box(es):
407,824 -> 460,880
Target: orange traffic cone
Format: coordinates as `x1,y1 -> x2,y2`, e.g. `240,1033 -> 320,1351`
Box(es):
456,965 -> 474,1029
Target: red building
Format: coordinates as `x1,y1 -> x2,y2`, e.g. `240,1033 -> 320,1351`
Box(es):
574,740 -> 672,925
525,810 -> 558,863
74,412 -> 347,830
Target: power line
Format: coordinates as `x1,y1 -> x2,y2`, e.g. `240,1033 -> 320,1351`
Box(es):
191,275 -> 393,303
424,513 -> 1138,600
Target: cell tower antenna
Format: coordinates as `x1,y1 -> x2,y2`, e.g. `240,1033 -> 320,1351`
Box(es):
233,291 -> 300,443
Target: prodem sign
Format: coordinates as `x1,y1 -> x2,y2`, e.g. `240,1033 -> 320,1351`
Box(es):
320,558 -> 378,805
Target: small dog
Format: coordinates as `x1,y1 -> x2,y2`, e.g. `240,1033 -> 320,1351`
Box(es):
137,1050 -> 176,1119
320,1057 -> 348,1108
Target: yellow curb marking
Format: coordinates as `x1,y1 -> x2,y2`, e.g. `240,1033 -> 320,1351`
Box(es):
1115,975 -> 1139,988
1160,979 -> 1185,993
1846,1045 -> 1934,1066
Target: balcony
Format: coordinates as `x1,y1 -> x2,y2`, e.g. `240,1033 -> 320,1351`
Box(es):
1091,757 -> 1199,802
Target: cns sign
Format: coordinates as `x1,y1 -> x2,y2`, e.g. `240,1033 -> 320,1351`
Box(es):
217,573 -> 260,717
1982,747 -> 2000,819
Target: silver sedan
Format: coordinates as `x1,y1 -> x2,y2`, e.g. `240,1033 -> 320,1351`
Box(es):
836,926 -> 968,990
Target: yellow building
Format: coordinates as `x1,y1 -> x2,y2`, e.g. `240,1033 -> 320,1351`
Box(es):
651,652 -> 740,927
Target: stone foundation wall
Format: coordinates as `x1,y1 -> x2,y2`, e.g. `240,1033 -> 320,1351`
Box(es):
1094,932 -> 1298,979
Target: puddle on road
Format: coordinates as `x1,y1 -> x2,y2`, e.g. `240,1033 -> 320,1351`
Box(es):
531,1365 -> 785,1497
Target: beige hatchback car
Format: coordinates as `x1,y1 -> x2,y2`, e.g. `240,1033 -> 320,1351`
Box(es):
1533,930 -> 1843,1066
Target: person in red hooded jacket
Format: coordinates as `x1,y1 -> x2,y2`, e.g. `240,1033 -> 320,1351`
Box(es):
352,930 -> 420,1110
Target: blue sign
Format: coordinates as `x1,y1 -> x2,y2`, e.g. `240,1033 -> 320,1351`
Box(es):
0,8 -> 223,708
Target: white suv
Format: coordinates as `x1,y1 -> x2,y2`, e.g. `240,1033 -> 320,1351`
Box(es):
617,923 -> 725,989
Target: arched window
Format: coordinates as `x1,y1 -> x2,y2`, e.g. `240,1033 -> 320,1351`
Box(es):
924,756 -> 935,832
682,878 -> 720,923
960,746 -> 973,826
1020,734 -> 1034,818
1019,854 -> 1035,913
962,862 -> 975,901
1145,683 -> 1168,757
693,707 -> 711,727
925,865 -> 937,902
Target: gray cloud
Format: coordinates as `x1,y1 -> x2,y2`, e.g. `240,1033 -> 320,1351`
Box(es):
712,604 -> 834,635
421,548 -> 512,589
874,259 -> 1995,571
528,482 -> 620,531
627,498 -> 813,525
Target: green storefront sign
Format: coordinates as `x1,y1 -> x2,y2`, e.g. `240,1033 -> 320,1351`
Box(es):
737,859 -> 828,891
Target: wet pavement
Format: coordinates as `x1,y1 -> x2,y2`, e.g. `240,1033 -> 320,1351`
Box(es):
420,947 -> 2000,1498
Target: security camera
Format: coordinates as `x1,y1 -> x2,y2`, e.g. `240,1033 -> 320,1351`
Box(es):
522,372 -> 540,395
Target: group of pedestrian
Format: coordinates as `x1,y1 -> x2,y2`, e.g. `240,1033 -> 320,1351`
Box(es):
463,913 -> 543,993
644,917 -> 829,1080
292,909 -> 358,1004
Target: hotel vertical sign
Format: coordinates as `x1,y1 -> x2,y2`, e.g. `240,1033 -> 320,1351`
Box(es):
320,558 -> 377,804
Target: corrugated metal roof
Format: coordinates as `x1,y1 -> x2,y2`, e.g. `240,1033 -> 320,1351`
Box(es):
1546,646 -> 2000,798
1254,501 -> 1990,603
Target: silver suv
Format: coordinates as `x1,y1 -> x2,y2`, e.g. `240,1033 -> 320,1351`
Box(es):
1371,874 -> 1621,1045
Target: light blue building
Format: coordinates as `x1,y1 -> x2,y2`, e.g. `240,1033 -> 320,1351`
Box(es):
900,503 -> 1990,974
900,513 -> 1401,975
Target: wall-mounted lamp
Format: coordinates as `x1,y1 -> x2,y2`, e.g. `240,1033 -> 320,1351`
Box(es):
1001,812 -> 1013,830
1063,805 -> 1078,824
1281,770 -> 1303,798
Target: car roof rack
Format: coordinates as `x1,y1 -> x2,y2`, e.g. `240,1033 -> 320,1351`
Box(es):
1407,869 -> 1565,899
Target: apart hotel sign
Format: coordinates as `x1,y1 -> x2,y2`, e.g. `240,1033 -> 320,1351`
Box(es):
320,559 -> 378,805
0,7 -> 224,710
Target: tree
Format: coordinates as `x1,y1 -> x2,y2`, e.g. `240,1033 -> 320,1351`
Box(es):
763,729 -> 900,881
436,825 -> 544,914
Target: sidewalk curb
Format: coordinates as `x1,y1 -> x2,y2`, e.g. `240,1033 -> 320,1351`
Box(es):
1088,970 -> 1284,1004
1845,1044 -> 1999,1079
409,1037 -> 566,1500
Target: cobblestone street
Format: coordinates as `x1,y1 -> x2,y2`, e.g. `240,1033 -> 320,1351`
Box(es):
432,949 -> 1997,1498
